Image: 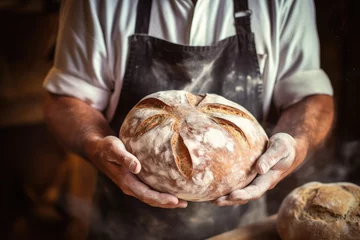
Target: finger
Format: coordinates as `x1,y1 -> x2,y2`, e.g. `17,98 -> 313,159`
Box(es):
151,200 -> 188,209
256,133 -> 296,174
212,196 -> 248,207
123,172 -> 187,207
106,160 -> 187,209
256,140 -> 289,174
229,169 -> 282,201
105,137 -> 141,174
121,188 -> 187,209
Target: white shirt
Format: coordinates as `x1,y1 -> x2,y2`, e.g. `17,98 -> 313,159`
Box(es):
43,0 -> 333,121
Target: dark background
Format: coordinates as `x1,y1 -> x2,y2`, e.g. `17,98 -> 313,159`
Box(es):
0,0 -> 359,239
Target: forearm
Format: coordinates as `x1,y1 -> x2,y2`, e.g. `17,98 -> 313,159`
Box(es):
44,93 -> 115,159
273,94 -> 334,157
218,95 -> 335,204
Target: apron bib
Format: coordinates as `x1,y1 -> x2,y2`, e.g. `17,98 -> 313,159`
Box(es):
90,0 -> 265,239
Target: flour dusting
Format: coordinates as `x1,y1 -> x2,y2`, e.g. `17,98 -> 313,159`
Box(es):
120,90 -> 268,201
169,169 -> 180,180
192,170 -> 214,186
226,142 -> 234,152
204,128 -> 227,148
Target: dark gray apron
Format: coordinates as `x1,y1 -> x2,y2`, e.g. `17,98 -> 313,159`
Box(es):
89,0 -> 265,239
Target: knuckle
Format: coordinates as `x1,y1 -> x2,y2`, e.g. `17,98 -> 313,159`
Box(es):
99,139 -> 116,159
102,136 -> 113,145
121,156 -> 132,167
103,137 -> 120,152
107,140 -> 129,166
107,139 -> 118,153
271,139 -> 282,149
271,133 -> 293,148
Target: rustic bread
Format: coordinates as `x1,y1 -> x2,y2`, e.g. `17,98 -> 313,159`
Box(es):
120,90 -> 268,201
277,182 -> 360,240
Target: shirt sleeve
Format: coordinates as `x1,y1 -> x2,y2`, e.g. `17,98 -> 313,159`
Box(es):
273,0 -> 333,110
43,0 -> 113,111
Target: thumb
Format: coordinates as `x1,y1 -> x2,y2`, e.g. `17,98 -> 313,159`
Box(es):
256,133 -> 295,174
105,136 -> 142,174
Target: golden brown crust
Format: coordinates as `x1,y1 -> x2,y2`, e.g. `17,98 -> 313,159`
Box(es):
120,90 -> 268,201
277,182 -> 360,240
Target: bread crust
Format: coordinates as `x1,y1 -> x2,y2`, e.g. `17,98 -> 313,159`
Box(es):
277,182 -> 360,240
120,90 -> 268,201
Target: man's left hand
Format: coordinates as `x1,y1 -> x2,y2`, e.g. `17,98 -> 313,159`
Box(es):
213,133 -> 308,206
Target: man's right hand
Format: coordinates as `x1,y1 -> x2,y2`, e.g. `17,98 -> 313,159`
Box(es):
88,136 -> 188,209
45,95 -> 187,208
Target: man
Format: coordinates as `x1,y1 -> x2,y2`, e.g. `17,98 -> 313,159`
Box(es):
43,0 -> 334,239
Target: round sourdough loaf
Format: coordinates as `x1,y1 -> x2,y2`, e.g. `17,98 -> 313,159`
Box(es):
277,182 -> 360,240
120,90 -> 268,201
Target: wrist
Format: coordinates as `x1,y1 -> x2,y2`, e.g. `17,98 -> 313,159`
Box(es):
271,132 -> 310,164
292,135 -> 311,167
293,135 -> 310,150
294,135 -> 310,153
82,133 -> 103,164
81,124 -> 116,161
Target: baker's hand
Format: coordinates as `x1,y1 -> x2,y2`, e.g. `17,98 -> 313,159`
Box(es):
213,133 -> 307,206
90,136 -> 188,208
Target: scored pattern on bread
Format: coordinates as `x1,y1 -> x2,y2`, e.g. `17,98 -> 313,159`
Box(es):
212,117 -> 250,148
311,185 -> 356,218
277,182 -> 360,240
135,98 -> 173,111
186,93 -> 206,107
171,133 -> 193,178
200,104 -> 254,121
134,114 -> 170,138
132,93 -> 254,177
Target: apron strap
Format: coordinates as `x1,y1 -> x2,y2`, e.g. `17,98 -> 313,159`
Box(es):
135,0 -> 153,34
233,0 -> 252,34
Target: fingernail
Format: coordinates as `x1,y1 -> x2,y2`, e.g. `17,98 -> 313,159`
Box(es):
259,162 -> 267,174
129,161 -> 138,173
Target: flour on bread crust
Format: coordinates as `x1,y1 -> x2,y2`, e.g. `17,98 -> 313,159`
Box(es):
120,90 -> 268,201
